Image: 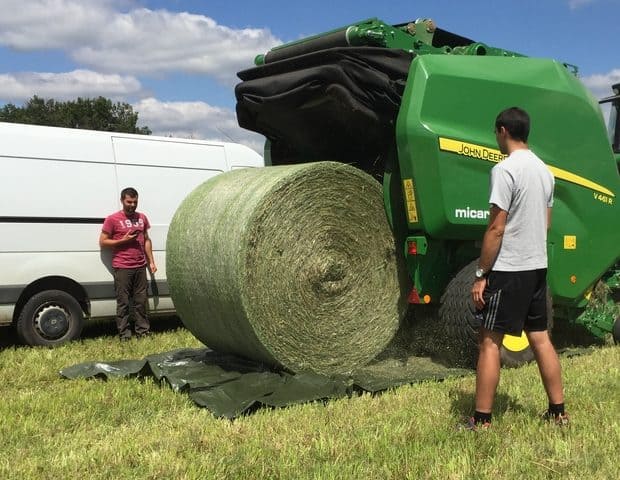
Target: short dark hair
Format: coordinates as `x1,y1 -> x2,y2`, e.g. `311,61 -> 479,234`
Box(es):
120,187 -> 138,199
495,107 -> 530,142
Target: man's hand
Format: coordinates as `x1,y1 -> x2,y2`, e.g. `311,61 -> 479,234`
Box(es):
100,231 -> 135,248
122,231 -> 138,242
149,262 -> 158,274
471,277 -> 487,310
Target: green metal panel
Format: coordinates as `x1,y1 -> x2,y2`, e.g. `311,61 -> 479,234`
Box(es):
395,55 -> 620,303
242,15 -> 618,322
254,17 -> 523,66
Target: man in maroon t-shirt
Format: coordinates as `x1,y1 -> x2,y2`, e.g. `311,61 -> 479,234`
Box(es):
100,187 -> 157,340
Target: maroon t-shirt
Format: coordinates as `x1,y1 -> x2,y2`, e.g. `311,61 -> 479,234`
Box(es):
102,211 -> 151,269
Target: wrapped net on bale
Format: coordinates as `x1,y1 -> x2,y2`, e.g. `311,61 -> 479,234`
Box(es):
166,161 -> 409,375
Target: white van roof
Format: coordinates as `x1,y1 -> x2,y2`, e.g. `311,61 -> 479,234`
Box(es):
0,121 -> 263,168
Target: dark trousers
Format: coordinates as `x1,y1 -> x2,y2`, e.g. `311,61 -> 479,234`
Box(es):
113,267 -> 149,338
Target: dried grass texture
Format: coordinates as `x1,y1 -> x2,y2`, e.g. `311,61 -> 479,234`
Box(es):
167,162 -> 408,375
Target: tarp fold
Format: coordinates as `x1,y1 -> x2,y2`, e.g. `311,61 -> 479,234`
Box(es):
60,347 -> 470,418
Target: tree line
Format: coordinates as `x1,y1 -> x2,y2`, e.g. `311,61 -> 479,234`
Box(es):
0,96 -> 151,134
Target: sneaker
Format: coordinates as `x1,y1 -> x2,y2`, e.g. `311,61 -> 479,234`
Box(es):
459,416 -> 491,431
541,410 -> 570,426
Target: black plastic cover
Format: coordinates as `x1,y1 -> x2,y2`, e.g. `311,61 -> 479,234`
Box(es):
60,347 -> 470,418
235,47 -> 414,172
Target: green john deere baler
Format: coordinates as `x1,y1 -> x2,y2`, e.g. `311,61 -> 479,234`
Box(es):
235,17 -> 620,366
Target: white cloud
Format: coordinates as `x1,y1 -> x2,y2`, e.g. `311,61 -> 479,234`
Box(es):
0,1 -> 271,150
73,9 -> 279,84
581,69 -> 620,99
0,0 -> 280,85
0,0 -> 117,49
580,69 -> 620,121
0,69 -> 143,103
0,1 -> 270,151
133,97 -> 265,153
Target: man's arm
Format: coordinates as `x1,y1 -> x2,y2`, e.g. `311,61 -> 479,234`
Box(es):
99,230 -> 136,248
547,207 -> 552,230
471,205 -> 508,309
143,230 -> 157,273
478,205 -> 507,273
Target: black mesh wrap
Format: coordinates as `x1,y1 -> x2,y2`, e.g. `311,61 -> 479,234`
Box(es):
235,47 -> 414,170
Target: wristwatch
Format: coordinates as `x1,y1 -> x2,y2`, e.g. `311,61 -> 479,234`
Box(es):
475,267 -> 486,279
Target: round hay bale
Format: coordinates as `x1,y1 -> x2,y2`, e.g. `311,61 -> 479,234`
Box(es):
166,161 -> 408,375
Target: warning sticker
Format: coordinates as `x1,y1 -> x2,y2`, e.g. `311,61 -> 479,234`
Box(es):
403,179 -> 419,223
563,235 -> 577,249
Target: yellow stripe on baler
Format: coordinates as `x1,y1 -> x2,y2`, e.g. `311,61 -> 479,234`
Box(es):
438,137 -> 615,197
438,137 -> 506,163
546,165 -> 614,197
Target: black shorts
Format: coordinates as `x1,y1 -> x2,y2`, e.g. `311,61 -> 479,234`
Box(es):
479,269 -> 548,335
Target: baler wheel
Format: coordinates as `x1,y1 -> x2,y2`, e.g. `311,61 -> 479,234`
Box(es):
438,260 -> 552,369
436,260 -> 481,368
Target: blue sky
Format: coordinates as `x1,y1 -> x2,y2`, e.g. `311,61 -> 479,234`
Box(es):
1,0 -> 618,150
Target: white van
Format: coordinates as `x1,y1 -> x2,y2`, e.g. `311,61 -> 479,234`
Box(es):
0,121 -> 263,346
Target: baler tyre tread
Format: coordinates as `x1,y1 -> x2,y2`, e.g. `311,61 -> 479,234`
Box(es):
437,260 -> 481,369
438,260 -> 553,369
499,348 -> 534,368
16,290 -> 84,347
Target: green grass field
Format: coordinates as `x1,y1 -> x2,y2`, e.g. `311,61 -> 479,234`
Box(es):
0,320 -> 618,480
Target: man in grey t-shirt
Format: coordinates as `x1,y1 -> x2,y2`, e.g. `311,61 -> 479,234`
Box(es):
466,107 -> 567,430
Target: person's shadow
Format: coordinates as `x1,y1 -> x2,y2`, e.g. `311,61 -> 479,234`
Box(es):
449,388 -> 525,420
99,248 -> 114,277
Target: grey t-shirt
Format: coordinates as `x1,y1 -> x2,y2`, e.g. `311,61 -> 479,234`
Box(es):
489,148 -> 554,271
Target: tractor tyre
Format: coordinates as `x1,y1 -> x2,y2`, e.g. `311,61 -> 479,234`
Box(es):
437,260 -> 480,368
16,290 -> 84,346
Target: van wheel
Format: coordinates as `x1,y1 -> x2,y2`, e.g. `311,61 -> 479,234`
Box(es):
16,290 -> 84,346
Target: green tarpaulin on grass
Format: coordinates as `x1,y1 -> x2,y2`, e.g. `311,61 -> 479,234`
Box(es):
60,347 -> 472,419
